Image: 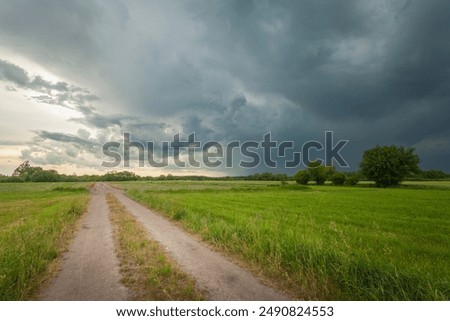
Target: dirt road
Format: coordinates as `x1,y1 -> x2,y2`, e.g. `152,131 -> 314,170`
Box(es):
40,182 -> 289,300
40,183 -> 129,300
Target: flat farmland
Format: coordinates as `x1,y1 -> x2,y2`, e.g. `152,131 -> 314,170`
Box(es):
116,181 -> 450,300
0,183 -> 89,300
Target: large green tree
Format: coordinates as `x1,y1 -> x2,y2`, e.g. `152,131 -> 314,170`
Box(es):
360,145 -> 420,187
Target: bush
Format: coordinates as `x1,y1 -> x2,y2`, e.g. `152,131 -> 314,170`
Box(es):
324,166 -> 336,181
29,170 -> 60,182
294,170 -> 310,185
307,161 -> 327,185
331,173 -> 346,185
345,174 -> 360,186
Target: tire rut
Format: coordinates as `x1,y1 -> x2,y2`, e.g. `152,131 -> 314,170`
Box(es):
39,183 -> 129,300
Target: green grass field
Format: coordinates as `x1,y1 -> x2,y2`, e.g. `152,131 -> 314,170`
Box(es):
116,180 -> 450,300
0,183 -> 89,300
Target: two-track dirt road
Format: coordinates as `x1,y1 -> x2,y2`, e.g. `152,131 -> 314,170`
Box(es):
40,183 -> 289,300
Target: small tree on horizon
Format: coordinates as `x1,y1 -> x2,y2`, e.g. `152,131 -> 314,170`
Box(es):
294,170 -> 310,185
12,160 -> 45,181
12,160 -> 31,176
331,172 -> 346,185
306,161 -> 328,185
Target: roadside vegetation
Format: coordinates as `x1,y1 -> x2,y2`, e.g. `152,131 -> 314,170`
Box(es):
116,180 -> 450,300
0,183 -> 89,300
106,193 -> 204,300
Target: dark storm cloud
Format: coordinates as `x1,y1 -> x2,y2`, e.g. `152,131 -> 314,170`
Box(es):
2,0 -> 450,172
201,0 -> 450,124
0,0 -> 101,66
174,0 -> 450,170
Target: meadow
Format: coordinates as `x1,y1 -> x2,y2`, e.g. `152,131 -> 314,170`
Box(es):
116,180 -> 450,300
0,183 -> 89,300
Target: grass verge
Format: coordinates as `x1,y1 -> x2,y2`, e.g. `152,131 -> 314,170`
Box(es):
106,193 -> 204,300
0,183 -> 89,300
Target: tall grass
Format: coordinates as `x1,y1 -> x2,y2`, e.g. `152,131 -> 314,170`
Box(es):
0,183 -> 89,300
120,181 -> 450,300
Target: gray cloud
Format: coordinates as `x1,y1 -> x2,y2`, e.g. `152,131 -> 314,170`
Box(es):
22,130 -> 99,166
0,59 -> 99,110
0,0 -> 101,68
0,59 -> 29,85
33,130 -> 94,147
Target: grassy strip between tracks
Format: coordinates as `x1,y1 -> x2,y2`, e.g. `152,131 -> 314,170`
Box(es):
106,193 -> 204,300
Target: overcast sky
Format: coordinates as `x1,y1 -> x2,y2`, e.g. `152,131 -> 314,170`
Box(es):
1,0 -> 449,176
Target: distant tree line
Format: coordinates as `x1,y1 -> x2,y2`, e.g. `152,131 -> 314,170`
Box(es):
0,161 -> 289,183
408,169 -> 450,180
294,160 -> 361,186
0,161 -> 140,183
1,146 -> 449,186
